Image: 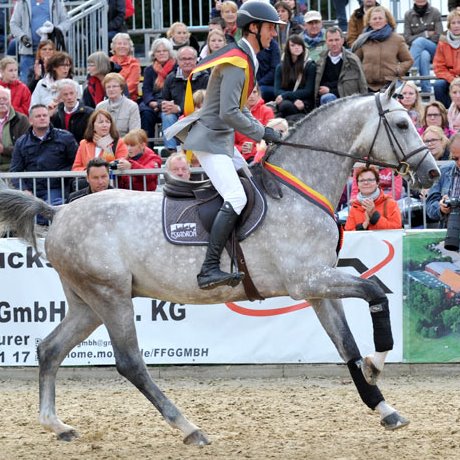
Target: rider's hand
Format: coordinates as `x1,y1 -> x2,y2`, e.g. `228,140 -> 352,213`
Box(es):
263,127 -> 282,144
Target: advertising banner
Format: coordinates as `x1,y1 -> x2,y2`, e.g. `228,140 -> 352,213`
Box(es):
403,230 -> 460,363
0,231 -> 403,366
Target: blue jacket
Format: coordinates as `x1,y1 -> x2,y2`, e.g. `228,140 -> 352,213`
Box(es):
10,126 -> 78,194
426,161 -> 457,226
256,39 -> 280,87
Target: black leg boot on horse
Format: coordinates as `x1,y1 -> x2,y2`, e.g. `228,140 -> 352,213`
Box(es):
197,201 -> 245,290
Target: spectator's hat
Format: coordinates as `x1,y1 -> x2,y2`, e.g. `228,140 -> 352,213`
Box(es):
304,10 -> 322,22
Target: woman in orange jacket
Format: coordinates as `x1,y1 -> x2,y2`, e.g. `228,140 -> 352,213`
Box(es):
110,33 -> 141,101
72,108 -> 128,171
344,165 -> 402,231
433,9 -> 460,109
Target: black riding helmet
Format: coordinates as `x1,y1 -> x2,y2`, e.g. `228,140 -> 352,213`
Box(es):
237,1 -> 285,49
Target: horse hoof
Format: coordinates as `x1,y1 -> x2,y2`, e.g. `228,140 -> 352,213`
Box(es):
183,429 -> 211,446
380,412 -> 410,431
361,356 -> 381,385
57,429 -> 79,442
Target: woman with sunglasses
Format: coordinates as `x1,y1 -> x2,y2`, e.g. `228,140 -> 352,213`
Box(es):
345,165 -> 402,230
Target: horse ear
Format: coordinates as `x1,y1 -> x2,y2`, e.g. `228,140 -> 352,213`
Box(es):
383,81 -> 397,100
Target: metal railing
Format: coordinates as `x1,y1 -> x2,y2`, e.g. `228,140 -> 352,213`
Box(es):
0,164 -> 447,231
66,0 -> 108,82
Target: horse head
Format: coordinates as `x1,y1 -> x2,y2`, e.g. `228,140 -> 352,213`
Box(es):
366,84 -> 440,190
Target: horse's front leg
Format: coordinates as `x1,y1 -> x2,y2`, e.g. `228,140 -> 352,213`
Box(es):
38,286 -> 102,440
97,295 -> 210,446
291,267 -> 394,385
310,298 -> 409,430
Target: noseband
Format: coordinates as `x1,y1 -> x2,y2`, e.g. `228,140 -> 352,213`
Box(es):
271,93 -> 430,179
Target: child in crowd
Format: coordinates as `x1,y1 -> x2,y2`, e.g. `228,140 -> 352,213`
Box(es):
398,82 -> 423,128
199,28 -> 227,61
235,84 -> 274,162
117,128 -> 162,191
0,57 -> 31,116
166,22 -> 200,53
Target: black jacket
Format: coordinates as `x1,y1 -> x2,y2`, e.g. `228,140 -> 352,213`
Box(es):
10,126 -> 78,194
51,101 -> 94,143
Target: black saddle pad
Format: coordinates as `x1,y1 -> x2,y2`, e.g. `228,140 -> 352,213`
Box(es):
162,176 -> 267,245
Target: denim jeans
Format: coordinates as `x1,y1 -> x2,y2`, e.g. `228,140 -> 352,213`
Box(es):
160,112 -> 179,150
410,37 -> 437,92
320,93 -> 338,105
434,79 -> 451,109
332,0 -> 348,32
19,54 -> 35,84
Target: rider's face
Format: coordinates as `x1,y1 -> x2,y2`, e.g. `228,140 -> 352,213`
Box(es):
258,22 -> 277,50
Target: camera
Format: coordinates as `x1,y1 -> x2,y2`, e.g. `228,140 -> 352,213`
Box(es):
109,160 -> 119,170
21,36 -> 32,48
444,197 -> 460,251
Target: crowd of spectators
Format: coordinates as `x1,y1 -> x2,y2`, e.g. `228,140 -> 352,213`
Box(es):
0,0 -> 457,232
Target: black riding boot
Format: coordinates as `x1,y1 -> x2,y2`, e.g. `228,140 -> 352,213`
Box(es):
197,201 -> 245,290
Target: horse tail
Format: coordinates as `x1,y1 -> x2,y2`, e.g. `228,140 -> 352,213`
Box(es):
0,180 -> 57,250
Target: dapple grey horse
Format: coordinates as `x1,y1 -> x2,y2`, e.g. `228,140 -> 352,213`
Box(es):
0,87 -> 439,445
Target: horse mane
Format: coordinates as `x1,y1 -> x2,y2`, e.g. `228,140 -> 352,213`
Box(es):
267,93 -> 376,158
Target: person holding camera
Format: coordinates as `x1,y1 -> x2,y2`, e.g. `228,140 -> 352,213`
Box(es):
426,133 -> 460,250
9,0 -> 70,84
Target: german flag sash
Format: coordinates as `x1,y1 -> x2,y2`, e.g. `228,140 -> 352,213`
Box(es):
183,43 -> 255,116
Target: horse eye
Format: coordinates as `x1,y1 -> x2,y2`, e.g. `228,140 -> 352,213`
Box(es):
396,120 -> 409,130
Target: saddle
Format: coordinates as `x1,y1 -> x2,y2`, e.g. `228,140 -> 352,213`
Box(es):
162,169 -> 267,243
162,169 -> 267,300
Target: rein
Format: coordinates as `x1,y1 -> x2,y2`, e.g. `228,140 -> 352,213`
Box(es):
270,93 -> 430,178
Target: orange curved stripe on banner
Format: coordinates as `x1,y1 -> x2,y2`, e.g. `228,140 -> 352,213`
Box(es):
360,240 -> 394,279
225,240 -> 394,316
225,301 -> 310,317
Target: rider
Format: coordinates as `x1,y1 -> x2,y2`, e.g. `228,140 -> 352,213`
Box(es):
165,1 -> 284,290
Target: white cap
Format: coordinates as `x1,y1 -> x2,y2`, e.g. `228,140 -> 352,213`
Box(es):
304,10 -> 322,23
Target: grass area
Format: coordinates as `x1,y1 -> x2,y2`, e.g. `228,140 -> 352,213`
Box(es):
403,306 -> 460,362
403,232 -> 446,268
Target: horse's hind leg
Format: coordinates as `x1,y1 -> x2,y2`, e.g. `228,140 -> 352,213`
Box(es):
38,286 -> 102,441
310,299 -> 409,431
97,295 -> 210,446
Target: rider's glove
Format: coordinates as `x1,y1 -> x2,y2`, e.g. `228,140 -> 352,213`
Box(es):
263,127 -> 282,144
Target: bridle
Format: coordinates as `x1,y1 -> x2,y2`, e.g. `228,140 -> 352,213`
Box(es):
270,93 -> 431,181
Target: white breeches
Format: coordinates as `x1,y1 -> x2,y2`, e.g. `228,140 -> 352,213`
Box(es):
194,150 -> 247,215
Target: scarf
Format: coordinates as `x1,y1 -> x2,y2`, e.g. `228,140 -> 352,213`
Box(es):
96,134 -> 116,162
352,24 -> 393,52
413,3 -> 428,17
225,23 -> 237,37
447,31 -> 460,50
357,187 -> 381,203
153,58 -> 176,89
303,30 -> 324,48
87,75 -> 105,107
